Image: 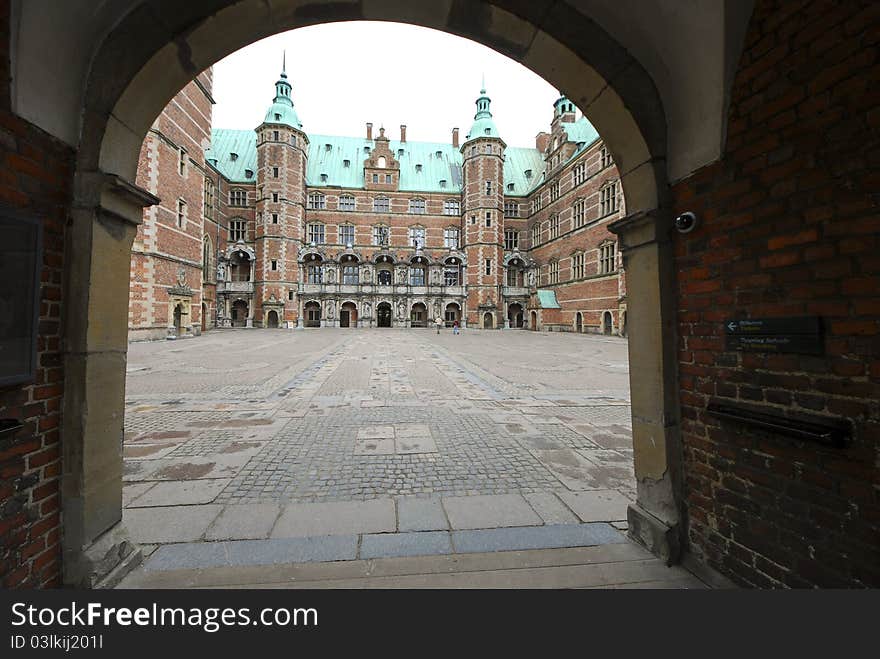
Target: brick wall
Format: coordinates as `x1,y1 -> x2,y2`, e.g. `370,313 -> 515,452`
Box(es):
0,0 -> 72,587
674,0 -> 880,587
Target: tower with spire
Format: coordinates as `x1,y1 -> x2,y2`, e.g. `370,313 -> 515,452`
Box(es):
254,53 -> 309,327
460,79 -> 506,329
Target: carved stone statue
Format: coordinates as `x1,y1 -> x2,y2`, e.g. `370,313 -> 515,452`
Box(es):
326,299 -> 335,319
528,270 -> 536,287
363,300 -> 372,317
177,266 -> 187,287
433,300 -> 442,319
326,267 -> 336,284
431,269 -> 441,285
396,268 -> 406,284
397,299 -> 406,320
363,266 -> 372,282
216,262 -> 226,281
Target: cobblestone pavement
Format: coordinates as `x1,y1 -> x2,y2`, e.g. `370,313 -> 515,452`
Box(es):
122,328 -> 636,566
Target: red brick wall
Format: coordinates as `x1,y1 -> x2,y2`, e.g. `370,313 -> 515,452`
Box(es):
674,0 -> 880,587
0,0 -> 72,587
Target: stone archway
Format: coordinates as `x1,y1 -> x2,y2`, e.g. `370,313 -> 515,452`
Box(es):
483,312 -> 494,329
266,310 -> 279,328
62,2 -> 684,585
340,301 -> 358,328
530,311 -> 538,331
576,312 -> 583,333
508,303 -> 524,328
603,311 -> 614,335
377,302 -> 392,328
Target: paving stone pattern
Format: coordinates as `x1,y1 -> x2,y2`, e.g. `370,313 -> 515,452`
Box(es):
123,329 -> 635,560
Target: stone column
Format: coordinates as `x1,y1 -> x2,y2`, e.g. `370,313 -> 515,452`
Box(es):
62,172 -> 159,587
608,209 -> 683,564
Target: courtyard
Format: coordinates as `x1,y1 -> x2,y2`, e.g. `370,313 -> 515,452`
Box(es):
117,328 -> 702,587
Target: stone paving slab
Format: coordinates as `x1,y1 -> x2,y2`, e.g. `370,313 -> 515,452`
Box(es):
452,523 -> 625,554
396,436 -> 438,454
442,494 -> 544,530
394,423 -> 431,438
271,499 -> 396,538
557,490 -> 632,522
353,439 -> 395,455
397,497 -> 449,532
124,505 -> 224,544
205,503 -> 281,540
523,492 -> 580,525
360,531 -> 452,559
127,479 -> 230,507
357,425 -> 394,440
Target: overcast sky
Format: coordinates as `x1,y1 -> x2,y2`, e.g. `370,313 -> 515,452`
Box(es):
211,22 -> 565,149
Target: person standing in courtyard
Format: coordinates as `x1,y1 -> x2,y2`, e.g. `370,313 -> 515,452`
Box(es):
453,319 -> 460,335
435,316 -> 443,334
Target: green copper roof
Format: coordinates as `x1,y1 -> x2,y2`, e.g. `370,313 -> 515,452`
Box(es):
464,84 -> 501,142
536,289 -> 561,309
205,129 -> 258,183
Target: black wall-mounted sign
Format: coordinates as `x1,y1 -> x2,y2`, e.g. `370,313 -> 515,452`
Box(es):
724,316 -> 823,355
0,210 -> 42,387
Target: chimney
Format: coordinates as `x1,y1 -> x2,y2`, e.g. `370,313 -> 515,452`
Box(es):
452,127 -> 459,148
366,122 -> 373,140
535,131 -> 550,153
400,124 -> 407,143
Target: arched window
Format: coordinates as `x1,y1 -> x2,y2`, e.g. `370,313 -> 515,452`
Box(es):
377,156 -> 386,168
202,236 -> 213,282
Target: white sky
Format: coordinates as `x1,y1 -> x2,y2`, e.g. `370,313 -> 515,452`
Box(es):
211,21 -> 564,149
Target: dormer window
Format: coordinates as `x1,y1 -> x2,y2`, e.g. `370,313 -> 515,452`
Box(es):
274,113 -> 281,121
415,164 -> 422,172
439,179 -> 447,188
435,151 -> 443,159
524,169 -> 532,179
507,183 -> 515,191
325,143 -> 332,152
230,152 -> 239,161
398,149 -> 405,158
484,128 -> 491,135
343,159 -> 350,168
245,169 -> 254,179
363,146 -> 370,154
320,173 -> 328,182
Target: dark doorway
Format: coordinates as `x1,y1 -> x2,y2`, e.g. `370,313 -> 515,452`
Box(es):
411,303 -> 427,328
340,302 -> 358,328
231,300 -> 248,327
304,301 -> 321,328
377,268 -> 392,285
508,303 -> 524,328
173,304 -> 183,333
483,312 -> 493,329
576,312 -> 583,333
201,303 -> 207,332
444,303 -> 461,326
530,311 -> 538,331
267,310 -> 279,328
603,311 -> 613,335
377,302 -> 392,327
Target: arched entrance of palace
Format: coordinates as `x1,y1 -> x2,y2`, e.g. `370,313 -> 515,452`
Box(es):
266,310 -> 279,328
377,302 -> 392,328
340,302 -> 358,328
603,311 -> 613,335
411,303 -> 427,328
575,312 -> 583,333
231,300 -> 248,327
172,304 -> 183,334
508,303 -> 524,328
444,302 -> 461,327
482,312 -> 494,329
304,301 -> 321,328
530,311 -> 538,331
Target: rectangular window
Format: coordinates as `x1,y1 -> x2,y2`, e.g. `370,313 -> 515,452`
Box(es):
229,189 -> 247,206
444,267 -> 460,286
373,174 -> 379,183
550,214 -> 560,239
307,193 -> 325,210
549,261 -> 559,284
573,199 -> 585,228
307,223 -> 325,244
288,290 -> 294,301
339,195 -> 355,211
229,220 -> 246,242
409,267 -> 426,286
550,181 -> 560,201
601,145 -> 613,169
307,265 -> 323,284
444,227 -> 459,249
343,265 -> 359,285
572,252 -> 585,279
470,215 -> 476,225
484,259 -> 492,276
273,192 -> 279,203
408,199 -> 426,214
272,167 -> 279,178
373,225 -> 390,246
504,201 -> 519,218
485,181 -> 492,195
272,213 -> 278,224
444,199 -> 460,215
504,230 -> 519,251
176,200 -> 186,228
531,224 -> 541,247
506,268 -> 519,287
601,182 -> 619,216
573,162 -> 586,186
271,260 -> 277,271
338,224 -> 355,246
273,130 -> 279,141
178,148 -> 186,176
373,196 -> 389,213
599,242 -> 617,274
485,212 -> 492,228
203,178 -> 214,219
385,174 -> 392,184
409,226 -> 426,249
531,193 -> 543,214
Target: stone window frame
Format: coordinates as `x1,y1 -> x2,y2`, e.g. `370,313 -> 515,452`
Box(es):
484,258 -> 492,276
342,264 -> 359,285
176,199 -> 186,229
531,223 -> 541,247
229,188 -> 247,207
531,192 -> 543,214
229,217 -> 247,242
409,265 -> 426,286
443,226 -> 459,249
503,201 -> 519,218
600,145 -> 613,169
408,225 -> 426,249
549,213 -> 560,239
373,196 -> 390,213
372,224 -> 390,246
598,240 -> 617,275
306,264 -> 323,284
549,180 -> 560,201
270,259 -> 278,271
272,166 -> 279,178
203,177 -> 214,219
338,194 -> 356,211
408,198 -> 427,214
202,235 -> 213,283
571,251 -> 585,279
504,229 -> 519,251
573,162 -> 586,186
485,180 -> 493,196
177,146 -> 187,177
485,211 -> 492,228
573,197 -> 586,228
600,180 -> 619,217
307,222 -> 325,245
307,192 -> 326,210
549,260 -> 559,284
444,266 -> 460,287
338,223 -> 356,246
443,199 -> 460,216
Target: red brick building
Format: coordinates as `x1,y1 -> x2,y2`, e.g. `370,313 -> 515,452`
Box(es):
129,66 -> 626,336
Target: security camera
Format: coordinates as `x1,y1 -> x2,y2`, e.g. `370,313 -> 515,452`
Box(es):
674,211 -> 698,234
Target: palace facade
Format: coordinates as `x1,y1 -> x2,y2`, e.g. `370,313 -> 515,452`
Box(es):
128,62 -> 626,340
